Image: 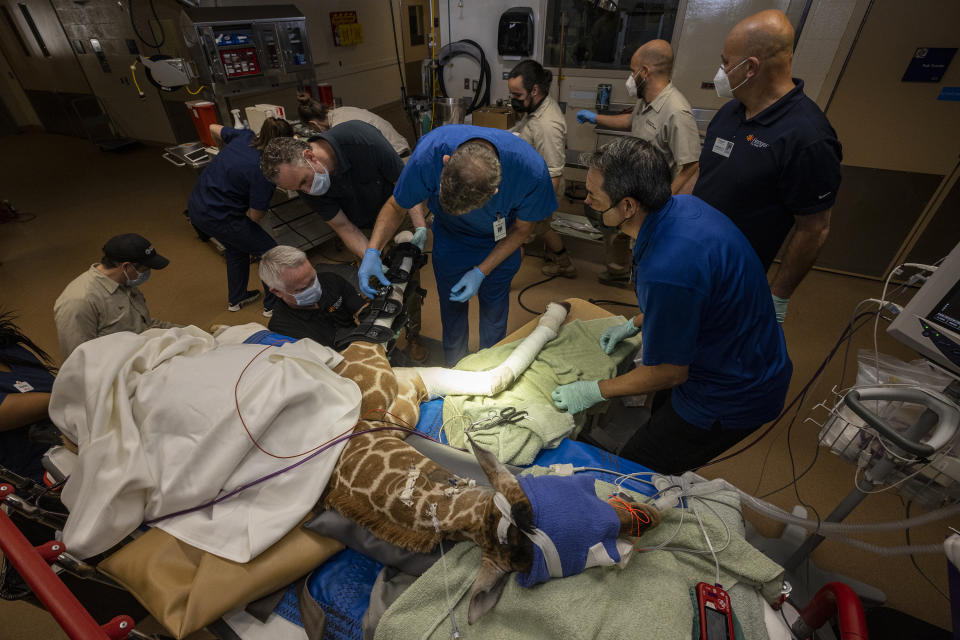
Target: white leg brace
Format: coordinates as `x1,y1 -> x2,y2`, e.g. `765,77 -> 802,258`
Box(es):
408,302 -> 569,398
373,229 -> 417,333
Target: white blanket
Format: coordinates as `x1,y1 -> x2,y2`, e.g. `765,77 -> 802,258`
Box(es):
49,326 -> 362,563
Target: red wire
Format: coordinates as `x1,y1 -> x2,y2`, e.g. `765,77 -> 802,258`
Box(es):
608,495 -> 651,538
233,346 -> 418,459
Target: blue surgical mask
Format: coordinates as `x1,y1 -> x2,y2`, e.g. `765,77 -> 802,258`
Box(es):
292,275 -> 322,306
306,159 -> 330,196
125,265 -> 150,287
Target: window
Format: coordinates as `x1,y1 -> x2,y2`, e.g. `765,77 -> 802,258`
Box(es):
544,0 -> 682,70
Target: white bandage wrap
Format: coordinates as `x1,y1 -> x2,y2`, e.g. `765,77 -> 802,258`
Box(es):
411,302 -> 569,398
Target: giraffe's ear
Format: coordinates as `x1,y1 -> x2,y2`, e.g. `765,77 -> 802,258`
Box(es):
468,434 -> 521,497
467,555 -> 510,624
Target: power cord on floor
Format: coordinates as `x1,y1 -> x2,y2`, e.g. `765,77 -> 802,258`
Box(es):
588,298 -> 638,309
696,310 -> 878,474
517,275 -> 557,314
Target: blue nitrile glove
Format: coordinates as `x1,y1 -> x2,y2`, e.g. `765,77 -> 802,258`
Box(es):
358,248 -> 390,298
552,380 -> 605,414
772,294 -> 789,324
411,226 -> 428,250
576,110 -> 598,124
449,267 -> 485,303
599,319 -> 640,354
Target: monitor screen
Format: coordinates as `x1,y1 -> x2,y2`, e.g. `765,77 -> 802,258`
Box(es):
928,280 -> 960,333
704,606 -> 731,639
888,240 -> 960,377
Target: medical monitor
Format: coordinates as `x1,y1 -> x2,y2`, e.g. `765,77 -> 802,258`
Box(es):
888,240 -> 960,377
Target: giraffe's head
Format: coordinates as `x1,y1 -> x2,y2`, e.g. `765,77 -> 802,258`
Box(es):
465,436 -> 661,624
467,437 -> 535,624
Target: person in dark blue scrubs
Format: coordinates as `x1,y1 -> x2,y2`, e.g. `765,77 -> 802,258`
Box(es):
360,125 -> 557,365
0,312 -> 58,483
188,118 -> 293,315
551,138 -> 792,474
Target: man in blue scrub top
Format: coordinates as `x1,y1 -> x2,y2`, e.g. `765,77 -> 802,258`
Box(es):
551,137 -> 792,474
361,125 -> 557,365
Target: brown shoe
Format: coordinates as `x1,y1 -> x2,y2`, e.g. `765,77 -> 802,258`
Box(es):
406,334 -> 429,363
541,252 -> 577,278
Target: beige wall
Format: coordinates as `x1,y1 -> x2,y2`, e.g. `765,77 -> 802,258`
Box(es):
53,0 -> 178,143
825,0 -> 960,175
0,0 -> 89,94
0,46 -> 41,127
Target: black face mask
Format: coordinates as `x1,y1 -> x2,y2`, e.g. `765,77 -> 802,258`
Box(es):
596,202 -> 625,230
510,98 -> 527,113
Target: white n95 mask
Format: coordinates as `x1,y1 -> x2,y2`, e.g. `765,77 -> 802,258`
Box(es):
713,59 -> 749,99
625,73 -> 638,98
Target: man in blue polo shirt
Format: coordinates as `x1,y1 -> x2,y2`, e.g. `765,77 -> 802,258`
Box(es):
360,125 -> 557,365
551,137 -> 792,474
684,9 -> 842,325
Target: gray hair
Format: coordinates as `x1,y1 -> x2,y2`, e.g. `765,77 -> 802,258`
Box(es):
439,140 -> 501,214
260,137 -> 310,182
259,245 -> 308,290
581,137 -> 671,212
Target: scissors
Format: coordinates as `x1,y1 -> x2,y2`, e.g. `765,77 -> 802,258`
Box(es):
488,406 -> 528,427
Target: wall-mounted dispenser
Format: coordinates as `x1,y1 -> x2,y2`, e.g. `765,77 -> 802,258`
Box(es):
498,7 -> 534,59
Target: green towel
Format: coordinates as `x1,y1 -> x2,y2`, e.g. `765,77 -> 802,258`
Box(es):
442,317 -> 642,465
374,480 -> 783,640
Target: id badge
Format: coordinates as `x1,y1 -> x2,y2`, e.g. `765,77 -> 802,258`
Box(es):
493,214 -> 507,241
14,380 -> 34,393
712,137 -> 734,158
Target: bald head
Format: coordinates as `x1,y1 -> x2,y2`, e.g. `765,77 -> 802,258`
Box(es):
726,9 -> 793,70
631,39 -> 674,77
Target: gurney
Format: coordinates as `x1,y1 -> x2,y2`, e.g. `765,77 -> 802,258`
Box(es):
0,299 -> 868,640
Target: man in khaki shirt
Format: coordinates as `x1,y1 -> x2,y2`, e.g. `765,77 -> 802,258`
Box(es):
577,40 -> 701,285
508,60 -> 576,278
54,233 -> 175,359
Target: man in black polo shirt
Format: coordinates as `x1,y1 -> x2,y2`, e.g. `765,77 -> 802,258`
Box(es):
685,9 -> 842,324
260,123 -> 430,361
258,245 -> 367,347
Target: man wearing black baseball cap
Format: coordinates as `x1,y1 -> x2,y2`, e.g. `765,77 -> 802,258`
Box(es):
54,233 -> 177,359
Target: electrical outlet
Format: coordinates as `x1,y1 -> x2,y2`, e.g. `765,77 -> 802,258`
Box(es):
463,77 -> 470,90
472,79 -> 478,91
502,71 -> 509,80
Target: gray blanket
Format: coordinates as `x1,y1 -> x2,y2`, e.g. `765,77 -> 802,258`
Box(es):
374,480 -> 783,640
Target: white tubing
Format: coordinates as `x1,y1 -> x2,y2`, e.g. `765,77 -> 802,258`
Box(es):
672,471 -> 960,536
652,472 -> 960,556
411,302 -> 570,398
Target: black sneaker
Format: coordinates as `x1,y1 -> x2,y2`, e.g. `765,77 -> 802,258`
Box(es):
228,290 -> 262,312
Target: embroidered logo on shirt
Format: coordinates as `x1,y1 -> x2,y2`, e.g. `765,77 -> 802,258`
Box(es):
818,191 -> 832,200
328,296 -> 343,313
746,134 -> 769,148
